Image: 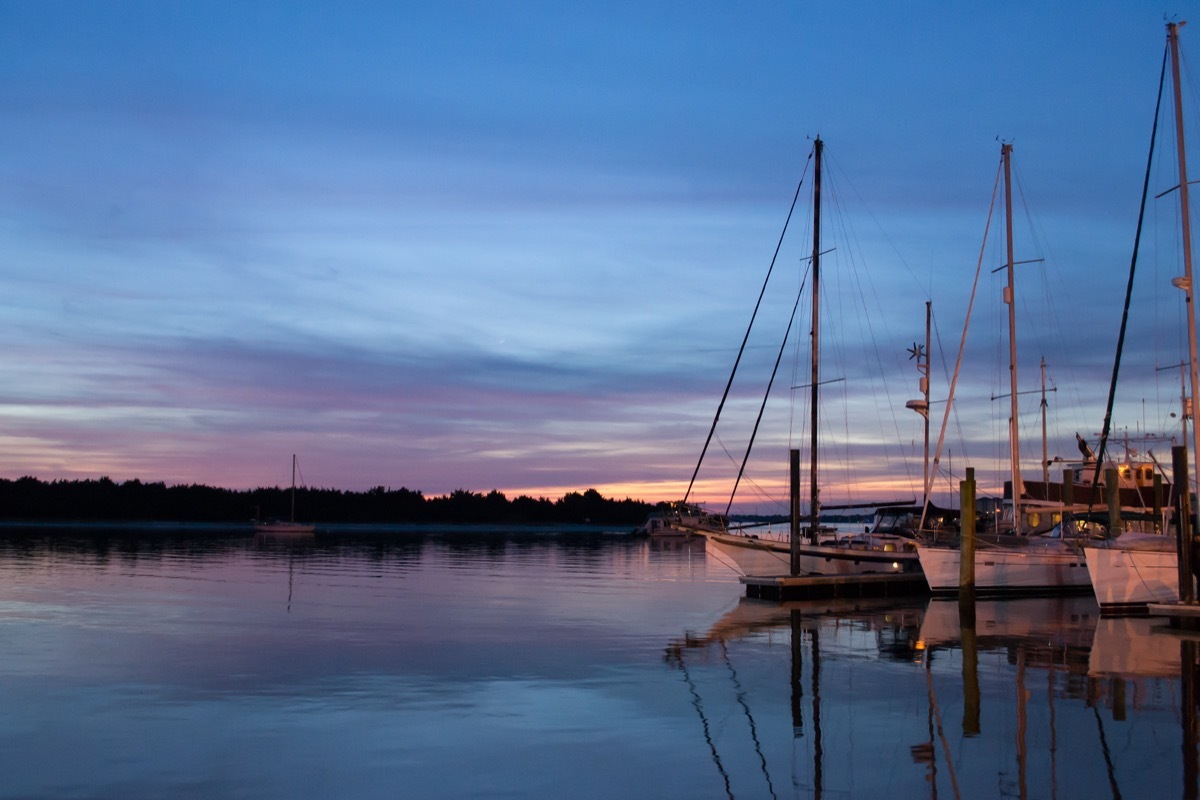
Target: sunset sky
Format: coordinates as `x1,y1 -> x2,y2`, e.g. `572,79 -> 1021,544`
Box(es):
2,2 -> 1198,513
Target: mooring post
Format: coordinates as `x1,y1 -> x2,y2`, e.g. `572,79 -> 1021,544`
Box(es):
1182,638 -> 1199,798
1106,466 -> 1122,539
957,466 -> 979,734
959,467 -> 976,595
790,448 -> 801,577
790,609 -> 803,737
1174,445 -> 1196,603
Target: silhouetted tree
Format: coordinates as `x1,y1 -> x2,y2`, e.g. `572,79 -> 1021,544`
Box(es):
0,477 -> 655,525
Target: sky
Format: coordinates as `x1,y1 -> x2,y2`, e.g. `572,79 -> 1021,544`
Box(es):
2,1 -> 1199,513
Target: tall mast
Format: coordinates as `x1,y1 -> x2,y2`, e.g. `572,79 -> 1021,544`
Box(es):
809,138 -> 823,543
290,454 -> 297,523
1002,143 -> 1024,532
1040,357 -> 1049,486
922,302 -> 931,500
1168,21 -> 1200,504
1182,362 -> 1191,454
906,302 -> 932,506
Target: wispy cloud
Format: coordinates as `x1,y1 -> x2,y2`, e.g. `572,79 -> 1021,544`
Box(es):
0,3 -> 1192,510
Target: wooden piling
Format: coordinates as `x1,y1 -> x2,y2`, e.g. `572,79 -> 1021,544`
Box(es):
958,467 -> 979,734
959,467 -> 976,593
790,448 -> 801,577
1175,445 -> 1196,603
1106,466 -> 1121,537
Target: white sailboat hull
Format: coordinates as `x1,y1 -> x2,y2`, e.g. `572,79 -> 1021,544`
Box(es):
917,542 -> 1090,594
701,529 -> 918,577
1084,540 -> 1180,611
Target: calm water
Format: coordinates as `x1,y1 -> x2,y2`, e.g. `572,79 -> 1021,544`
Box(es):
0,524 -> 1193,799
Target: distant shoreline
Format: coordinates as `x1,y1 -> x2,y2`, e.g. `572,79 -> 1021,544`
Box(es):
0,477 -> 658,525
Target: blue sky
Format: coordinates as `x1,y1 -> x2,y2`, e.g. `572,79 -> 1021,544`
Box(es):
0,2 -> 1196,511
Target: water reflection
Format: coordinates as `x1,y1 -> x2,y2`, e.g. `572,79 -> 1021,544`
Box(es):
669,595 -> 1200,799
0,526 -> 738,799
6,527 -> 1200,798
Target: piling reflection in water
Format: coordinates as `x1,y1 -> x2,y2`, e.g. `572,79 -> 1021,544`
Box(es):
668,595 -> 1200,799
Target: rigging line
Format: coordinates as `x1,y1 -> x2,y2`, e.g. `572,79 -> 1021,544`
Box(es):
810,627 -> 824,798
1089,41 -> 1169,512
707,541 -> 750,576
920,156 -> 1004,531
824,147 -> 930,298
714,432 -> 743,470
932,309 -> 969,490
1092,704 -> 1124,800
738,474 -> 787,511
724,273 -> 807,518
824,175 -> 916,494
1048,666 -> 1058,800
683,149 -> 815,505
679,653 -> 736,799
722,641 -> 779,800
925,652 -> 964,800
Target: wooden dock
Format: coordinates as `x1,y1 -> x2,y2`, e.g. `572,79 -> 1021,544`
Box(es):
1147,601 -> 1200,631
741,572 -> 929,601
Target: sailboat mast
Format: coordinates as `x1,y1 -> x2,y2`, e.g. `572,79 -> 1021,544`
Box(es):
922,301 -> 931,500
809,138 -> 823,543
1040,357 -> 1049,485
290,453 -> 297,524
1002,143 -> 1024,532
1168,22 -> 1200,503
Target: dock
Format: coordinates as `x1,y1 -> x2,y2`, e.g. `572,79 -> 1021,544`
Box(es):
741,572 -> 929,601
1147,601 -> 1200,631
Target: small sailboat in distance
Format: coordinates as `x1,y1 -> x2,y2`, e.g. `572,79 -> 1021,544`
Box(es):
254,454 -> 316,534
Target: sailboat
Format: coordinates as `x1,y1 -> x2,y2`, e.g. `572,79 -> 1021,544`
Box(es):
671,137 -> 925,577
916,143 -> 1093,595
254,454 -> 316,534
1085,21 -> 1199,612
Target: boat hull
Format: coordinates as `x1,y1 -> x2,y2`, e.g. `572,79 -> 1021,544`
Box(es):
701,530 -> 918,577
917,542 -> 1090,595
254,522 -> 316,534
1084,543 -> 1179,612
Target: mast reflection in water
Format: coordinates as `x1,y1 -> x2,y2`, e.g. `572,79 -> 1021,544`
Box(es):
668,595 -> 1199,799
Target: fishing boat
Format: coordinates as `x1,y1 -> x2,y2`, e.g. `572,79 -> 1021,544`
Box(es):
1083,22 -> 1198,613
916,143 -> 1093,595
254,454 -> 316,534
671,137 -> 927,577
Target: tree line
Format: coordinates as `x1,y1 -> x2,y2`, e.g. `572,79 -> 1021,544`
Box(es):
0,476 -> 660,525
